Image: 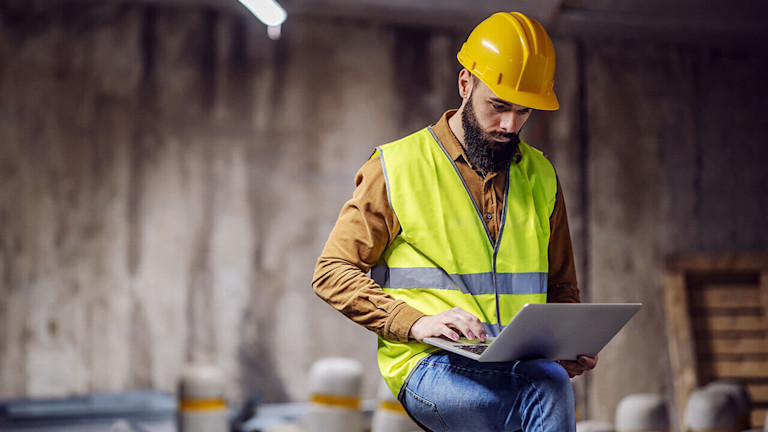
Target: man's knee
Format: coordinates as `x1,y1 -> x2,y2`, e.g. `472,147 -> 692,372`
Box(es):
514,359 -> 572,395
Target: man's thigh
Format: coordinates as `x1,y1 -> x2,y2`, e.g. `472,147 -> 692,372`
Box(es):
399,352 -> 574,432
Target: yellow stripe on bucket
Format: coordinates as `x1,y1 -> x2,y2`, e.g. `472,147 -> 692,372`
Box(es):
179,398 -> 227,412
379,400 -> 408,414
311,394 -> 361,410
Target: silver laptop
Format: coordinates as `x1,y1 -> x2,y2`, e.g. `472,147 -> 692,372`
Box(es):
423,303 -> 641,362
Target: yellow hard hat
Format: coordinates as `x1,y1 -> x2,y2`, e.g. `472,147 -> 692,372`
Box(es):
457,12 -> 559,110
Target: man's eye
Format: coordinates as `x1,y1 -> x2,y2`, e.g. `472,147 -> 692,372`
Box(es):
518,108 -> 531,115
491,103 -> 506,111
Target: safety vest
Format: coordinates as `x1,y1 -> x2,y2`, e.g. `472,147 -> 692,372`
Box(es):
372,126 -> 558,398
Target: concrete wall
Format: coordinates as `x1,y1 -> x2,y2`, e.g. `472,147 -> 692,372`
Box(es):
540,39 -> 768,423
1,1 -> 767,426
0,2 -> 461,403
585,41 -> 768,424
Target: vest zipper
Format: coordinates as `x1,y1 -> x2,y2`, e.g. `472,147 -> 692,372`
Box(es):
428,126 -> 509,334
494,174 -> 511,334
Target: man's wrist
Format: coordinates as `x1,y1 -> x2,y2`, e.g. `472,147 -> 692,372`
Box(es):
387,303 -> 425,342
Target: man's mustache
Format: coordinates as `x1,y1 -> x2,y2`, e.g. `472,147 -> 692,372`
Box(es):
488,132 -> 520,144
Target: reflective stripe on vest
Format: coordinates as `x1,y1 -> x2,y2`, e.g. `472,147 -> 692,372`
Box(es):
373,126 -> 558,397
371,266 -> 546,295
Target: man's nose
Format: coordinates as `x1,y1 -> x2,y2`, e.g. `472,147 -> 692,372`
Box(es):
499,112 -> 518,133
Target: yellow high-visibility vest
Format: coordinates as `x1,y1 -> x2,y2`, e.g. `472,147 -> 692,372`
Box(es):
372,126 -> 558,397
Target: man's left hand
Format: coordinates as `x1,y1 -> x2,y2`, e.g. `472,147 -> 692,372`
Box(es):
557,355 -> 598,378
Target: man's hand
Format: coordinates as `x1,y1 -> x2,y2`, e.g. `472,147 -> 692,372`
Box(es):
409,307 -> 487,343
558,355 -> 598,378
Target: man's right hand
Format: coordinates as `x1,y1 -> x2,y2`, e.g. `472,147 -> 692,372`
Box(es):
409,307 -> 487,343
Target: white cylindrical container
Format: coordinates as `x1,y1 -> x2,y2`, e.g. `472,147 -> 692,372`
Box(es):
307,357 -> 364,432
615,393 -> 669,431
178,363 -> 229,432
705,381 -> 752,430
576,420 -> 616,432
685,387 -> 739,432
371,379 -> 420,432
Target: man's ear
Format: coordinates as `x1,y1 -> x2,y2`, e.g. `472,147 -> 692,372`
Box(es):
458,69 -> 473,100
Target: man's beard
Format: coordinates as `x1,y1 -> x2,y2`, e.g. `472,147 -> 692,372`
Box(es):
461,98 -> 520,174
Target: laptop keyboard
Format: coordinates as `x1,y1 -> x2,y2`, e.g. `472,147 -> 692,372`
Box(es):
456,344 -> 488,355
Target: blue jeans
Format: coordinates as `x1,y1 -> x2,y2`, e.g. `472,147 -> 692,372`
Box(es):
400,352 -> 575,432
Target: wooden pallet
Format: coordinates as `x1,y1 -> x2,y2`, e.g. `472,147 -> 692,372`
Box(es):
664,253 -> 768,430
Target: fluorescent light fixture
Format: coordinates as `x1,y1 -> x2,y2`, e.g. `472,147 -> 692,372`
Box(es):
267,25 -> 282,40
238,0 -> 287,27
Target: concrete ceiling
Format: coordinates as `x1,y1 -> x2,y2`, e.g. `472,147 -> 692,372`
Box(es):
279,0 -> 768,44
41,0 -> 768,44
552,0 -> 768,44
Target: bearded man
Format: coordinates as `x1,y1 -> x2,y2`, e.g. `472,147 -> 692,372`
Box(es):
313,12 -> 596,431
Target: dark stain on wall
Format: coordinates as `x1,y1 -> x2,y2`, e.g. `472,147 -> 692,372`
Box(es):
200,8 -> 218,112
185,139 -> 218,361
131,302 -> 154,388
238,312 -> 290,403
127,6 -> 158,276
393,26 -> 433,131
690,49 -> 704,232
225,16 -> 252,117
0,1 -> 53,43
139,6 -> 158,91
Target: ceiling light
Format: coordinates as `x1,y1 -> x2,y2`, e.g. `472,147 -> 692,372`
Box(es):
237,0 -> 287,27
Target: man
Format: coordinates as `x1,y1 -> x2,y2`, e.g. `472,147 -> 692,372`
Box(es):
313,12 -> 596,431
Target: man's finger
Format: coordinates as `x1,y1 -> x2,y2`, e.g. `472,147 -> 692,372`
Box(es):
576,355 -> 598,370
558,360 -> 588,377
443,320 -> 472,341
441,327 -> 461,341
443,309 -> 486,341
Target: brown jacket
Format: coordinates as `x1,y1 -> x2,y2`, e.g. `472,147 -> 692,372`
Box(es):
312,111 -> 580,343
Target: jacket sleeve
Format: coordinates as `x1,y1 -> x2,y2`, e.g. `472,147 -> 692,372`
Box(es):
546,179 -> 581,303
312,155 -> 425,342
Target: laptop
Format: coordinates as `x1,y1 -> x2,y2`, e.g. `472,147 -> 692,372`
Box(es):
423,303 -> 641,362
